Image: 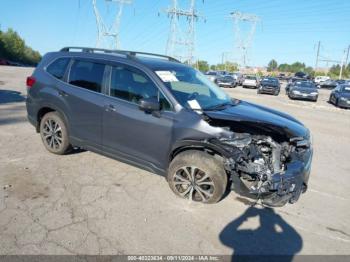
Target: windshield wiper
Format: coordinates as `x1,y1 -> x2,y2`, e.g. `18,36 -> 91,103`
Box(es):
203,101 -> 234,111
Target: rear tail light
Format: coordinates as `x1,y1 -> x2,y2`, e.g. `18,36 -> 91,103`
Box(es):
26,76 -> 36,88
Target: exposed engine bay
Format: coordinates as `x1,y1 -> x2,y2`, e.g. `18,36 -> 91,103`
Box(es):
209,130 -> 312,207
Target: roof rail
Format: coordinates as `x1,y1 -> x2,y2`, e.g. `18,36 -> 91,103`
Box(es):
60,47 -> 181,63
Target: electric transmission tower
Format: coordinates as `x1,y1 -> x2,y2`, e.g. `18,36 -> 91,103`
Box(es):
165,0 -> 204,64
92,0 -> 132,49
229,11 -> 260,68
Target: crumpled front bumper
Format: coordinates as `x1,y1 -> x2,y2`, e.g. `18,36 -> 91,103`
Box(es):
262,147 -> 312,207
231,147 -> 313,207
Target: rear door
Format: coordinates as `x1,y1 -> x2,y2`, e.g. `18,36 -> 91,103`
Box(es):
60,58 -> 107,147
102,63 -> 174,170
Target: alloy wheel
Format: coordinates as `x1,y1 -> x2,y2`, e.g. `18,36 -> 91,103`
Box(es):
42,119 -> 63,150
173,166 -> 215,202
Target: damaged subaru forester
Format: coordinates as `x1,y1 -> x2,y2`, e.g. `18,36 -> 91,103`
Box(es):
26,47 -> 313,207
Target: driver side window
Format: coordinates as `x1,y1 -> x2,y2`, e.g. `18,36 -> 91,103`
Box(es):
110,65 -> 171,111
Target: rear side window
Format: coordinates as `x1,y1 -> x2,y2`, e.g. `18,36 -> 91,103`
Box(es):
69,60 -> 105,93
46,58 -> 70,80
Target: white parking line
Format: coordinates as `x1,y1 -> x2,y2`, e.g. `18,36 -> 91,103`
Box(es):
309,188 -> 349,201
294,224 -> 350,243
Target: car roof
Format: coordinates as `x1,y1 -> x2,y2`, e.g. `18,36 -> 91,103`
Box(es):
51,47 -> 187,71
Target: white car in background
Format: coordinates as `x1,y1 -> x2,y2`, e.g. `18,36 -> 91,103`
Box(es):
205,71 -> 222,83
314,76 -> 330,84
242,75 -> 260,89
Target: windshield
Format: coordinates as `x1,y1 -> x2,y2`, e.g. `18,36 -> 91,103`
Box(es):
155,67 -> 232,110
261,78 -> 278,85
295,82 -> 315,88
341,85 -> 350,93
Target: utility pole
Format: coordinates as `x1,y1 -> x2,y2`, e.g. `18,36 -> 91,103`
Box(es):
339,48 -> 348,80
345,45 -> 350,67
315,41 -> 320,71
229,11 -> 260,68
92,0 -> 132,49
165,0 -> 204,64
221,52 -> 231,71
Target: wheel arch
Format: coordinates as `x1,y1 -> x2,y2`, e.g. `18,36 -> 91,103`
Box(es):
36,104 -> 70,134
169,139 -> 231,164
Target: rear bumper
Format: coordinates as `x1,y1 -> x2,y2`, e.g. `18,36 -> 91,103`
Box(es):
26,97 -> 39,131
243,83 -> 258,88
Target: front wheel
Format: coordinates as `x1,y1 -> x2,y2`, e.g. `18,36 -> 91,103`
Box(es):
40,111 -> 71,155
167,150 -> 227,204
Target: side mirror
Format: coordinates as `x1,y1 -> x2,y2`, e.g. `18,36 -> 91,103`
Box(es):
139,97 -> 160,113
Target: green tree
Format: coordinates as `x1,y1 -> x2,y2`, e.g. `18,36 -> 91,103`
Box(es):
0,28 -> 41,65
197,60 -> 209,72
267,59 -> 278,72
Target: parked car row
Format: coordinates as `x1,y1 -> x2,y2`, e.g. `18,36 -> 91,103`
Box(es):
206,70 -> 349,109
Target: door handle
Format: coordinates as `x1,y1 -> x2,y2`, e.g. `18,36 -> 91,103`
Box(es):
58,90 -> 68,97
105,104 -> 117,112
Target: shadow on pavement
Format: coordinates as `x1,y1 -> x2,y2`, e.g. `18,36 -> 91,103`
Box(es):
0,89 -> 26,104
219,206 -> 302,261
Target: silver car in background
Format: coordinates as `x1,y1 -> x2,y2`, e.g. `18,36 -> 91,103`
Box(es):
242,75 -> 260,89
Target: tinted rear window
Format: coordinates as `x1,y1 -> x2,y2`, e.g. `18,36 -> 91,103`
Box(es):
69,60 -> 105,93
246,76 -> 256,80
46,58 -> 70,80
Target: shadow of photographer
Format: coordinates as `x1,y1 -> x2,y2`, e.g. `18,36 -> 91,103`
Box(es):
219,206 -> 302,261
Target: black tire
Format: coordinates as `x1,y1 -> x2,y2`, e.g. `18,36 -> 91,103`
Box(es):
335,98 -> 339,107
167,150 -> 227,204
328,95 -> 333,104
40,111 -> 71,155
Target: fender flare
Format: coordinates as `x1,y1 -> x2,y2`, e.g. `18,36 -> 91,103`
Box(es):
169,139 -> 237,163
37,102 -> 71,134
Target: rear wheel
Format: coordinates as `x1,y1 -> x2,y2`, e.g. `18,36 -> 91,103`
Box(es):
40,112 -> 71,155
167,150 -> 227,204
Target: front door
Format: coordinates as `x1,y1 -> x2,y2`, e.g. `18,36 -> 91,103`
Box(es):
102,63 -> 174,170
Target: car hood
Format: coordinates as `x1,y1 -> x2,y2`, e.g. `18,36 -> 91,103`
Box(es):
204,101 -> 308,141
261,82 -> 278,87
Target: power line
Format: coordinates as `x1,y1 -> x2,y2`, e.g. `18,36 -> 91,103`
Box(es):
165,0 -> 205,64
92,0 -> 132,49
229,11 -> 260,67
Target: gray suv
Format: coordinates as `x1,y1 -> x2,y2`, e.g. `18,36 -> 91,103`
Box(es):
26,47 -> 313,207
